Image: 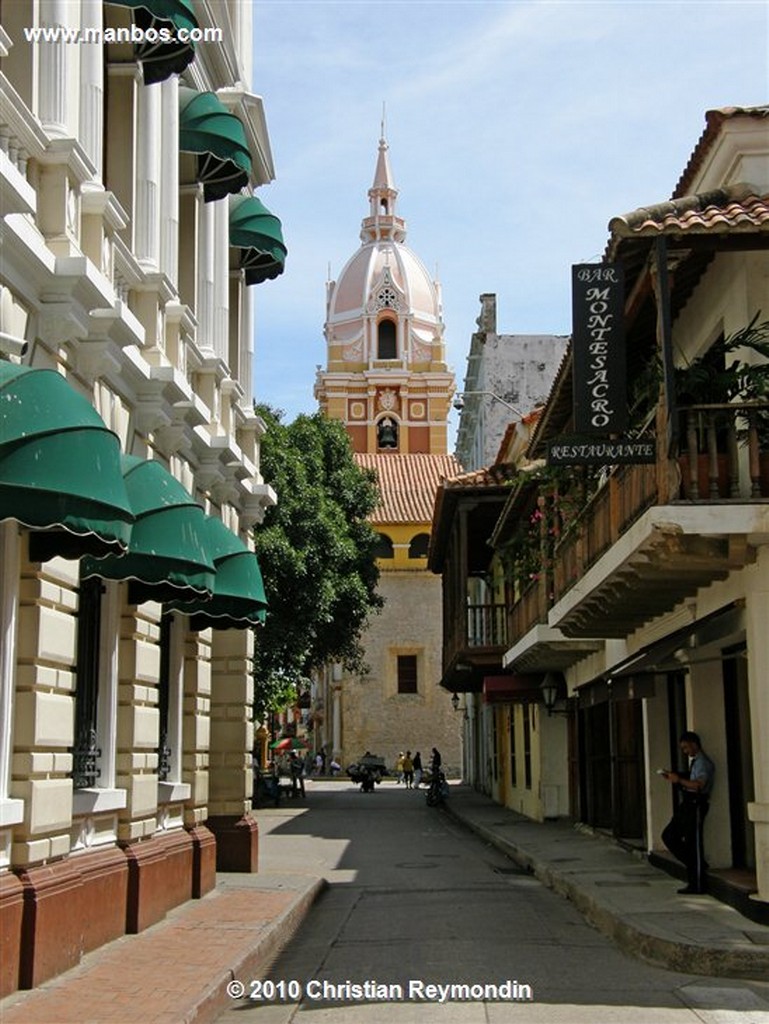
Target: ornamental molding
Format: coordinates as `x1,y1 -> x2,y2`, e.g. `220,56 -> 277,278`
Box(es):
377,387 -> 399,412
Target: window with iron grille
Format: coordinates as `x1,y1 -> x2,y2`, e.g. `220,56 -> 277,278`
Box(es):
72,577 -> 103,789
397,654 -> 418,694
157,612 -> 173,782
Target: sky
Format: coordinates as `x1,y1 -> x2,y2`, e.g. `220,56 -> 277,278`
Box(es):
249,0 -> 768,439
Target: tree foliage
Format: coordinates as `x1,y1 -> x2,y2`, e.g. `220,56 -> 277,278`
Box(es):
252,406 -> 383,718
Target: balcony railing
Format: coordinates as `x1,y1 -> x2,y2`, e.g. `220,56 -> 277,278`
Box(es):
503,401 -> 769,645
550,401 -> 768,607
466,603 -> 508,648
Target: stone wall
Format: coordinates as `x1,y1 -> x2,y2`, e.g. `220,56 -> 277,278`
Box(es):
338,572 -> 461,776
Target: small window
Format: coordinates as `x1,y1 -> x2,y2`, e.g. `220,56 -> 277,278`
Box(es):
397,654 -> 418,694
377,319 -> 396,359
408,533 -> 430,558
374,533 -> 394,558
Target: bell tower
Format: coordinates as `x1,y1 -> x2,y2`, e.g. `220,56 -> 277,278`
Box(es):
314,132 -> 455,454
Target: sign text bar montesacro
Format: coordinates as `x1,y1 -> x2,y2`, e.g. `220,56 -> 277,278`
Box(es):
572,264 -> 627,435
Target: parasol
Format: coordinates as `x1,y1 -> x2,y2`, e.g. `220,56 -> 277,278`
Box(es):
269,737 -> 309,752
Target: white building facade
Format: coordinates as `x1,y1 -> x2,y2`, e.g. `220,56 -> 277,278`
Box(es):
0,0 -> 283,993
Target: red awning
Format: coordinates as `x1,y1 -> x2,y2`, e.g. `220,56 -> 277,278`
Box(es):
482,675 -> 542,704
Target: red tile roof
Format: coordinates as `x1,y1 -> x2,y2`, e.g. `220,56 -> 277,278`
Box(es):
673,106 -> 769,199
355,453 -> 462,525
609,183 -> 769,239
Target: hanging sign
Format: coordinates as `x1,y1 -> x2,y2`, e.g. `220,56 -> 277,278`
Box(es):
572,264 -> 627,434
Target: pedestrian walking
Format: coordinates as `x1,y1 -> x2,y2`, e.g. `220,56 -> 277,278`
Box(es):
289,751 -> 305,798
395,751 -> 405,784
413,750 -> 423,789
402,750 -> 414,789
431,747 -> 442,773
660,731 -> 714,894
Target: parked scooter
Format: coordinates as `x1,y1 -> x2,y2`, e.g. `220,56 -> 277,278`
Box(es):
425,768 -> 449,806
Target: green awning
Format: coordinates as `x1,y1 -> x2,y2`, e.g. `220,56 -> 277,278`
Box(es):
170,516 -> 267,629
81,455 -> 215,603
0,363 -> 134,561
107,1 -> 198,84
179,88 -> 252,202
229,195 -> 287,284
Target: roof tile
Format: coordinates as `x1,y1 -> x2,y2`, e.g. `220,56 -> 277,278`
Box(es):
355,453 -> 462,524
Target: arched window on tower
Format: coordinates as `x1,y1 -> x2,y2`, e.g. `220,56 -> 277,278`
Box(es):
377,416 -> 398,450
380,198 -> 389,214
377,318 -> 396,359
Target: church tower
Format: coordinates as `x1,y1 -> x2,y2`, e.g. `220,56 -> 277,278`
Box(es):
313,131 -> 461,774
314,131 -> 455,455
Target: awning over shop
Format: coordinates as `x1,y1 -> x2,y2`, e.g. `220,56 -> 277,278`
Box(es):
170,516 -> 267,629
81,455 -> 214,603
0,363 -> 133,560
229,194 -> 287,284
179,88 -> 252,202
107,0 -> 198,84
482,675 -> 542,704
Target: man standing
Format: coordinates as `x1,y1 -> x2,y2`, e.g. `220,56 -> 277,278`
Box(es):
661,731 -> 715,894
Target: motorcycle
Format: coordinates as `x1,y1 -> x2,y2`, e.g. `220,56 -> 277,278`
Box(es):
425,768 -> 449,806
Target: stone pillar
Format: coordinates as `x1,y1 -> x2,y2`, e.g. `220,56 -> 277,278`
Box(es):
12,544 -> 80,987
746,546 -> 769,903
206,629 -> 258,872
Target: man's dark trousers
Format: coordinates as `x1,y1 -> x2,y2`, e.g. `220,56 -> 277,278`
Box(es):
662,795 -> 709,892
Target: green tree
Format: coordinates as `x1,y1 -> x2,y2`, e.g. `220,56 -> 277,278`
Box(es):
252,406 -> 383,719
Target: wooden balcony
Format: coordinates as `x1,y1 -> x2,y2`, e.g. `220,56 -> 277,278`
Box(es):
441,602 -> 508,692
546,402 -> 769,639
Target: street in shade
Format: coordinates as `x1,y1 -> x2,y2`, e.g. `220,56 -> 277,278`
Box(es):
215,781 -> 769,1024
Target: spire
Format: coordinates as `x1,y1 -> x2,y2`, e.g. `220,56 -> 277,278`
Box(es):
362,112 -> 406,244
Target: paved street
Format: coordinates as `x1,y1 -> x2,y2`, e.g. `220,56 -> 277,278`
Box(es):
216,781 -> 769,1024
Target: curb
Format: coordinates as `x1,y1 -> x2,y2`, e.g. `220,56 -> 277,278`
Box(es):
444,804 -> 769,982
188,877 -> 328,1024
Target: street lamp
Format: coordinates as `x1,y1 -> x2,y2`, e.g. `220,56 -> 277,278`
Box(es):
540,673 -> 568,716
451,692 -> 460,712
453,391 -> 526,417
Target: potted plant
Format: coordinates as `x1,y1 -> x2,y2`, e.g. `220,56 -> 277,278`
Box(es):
674,315 -> 769,498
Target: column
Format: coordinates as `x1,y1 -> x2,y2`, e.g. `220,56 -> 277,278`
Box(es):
196,196 -> 215,349
332,682 -> 342,761
159,77 -> 179,286
746,546 -> 769,903
206,629 -> 257,872
38,0 -> 74,138
212,200 -> 229,365
78,0 -> 103,176
134,81 -> 161,269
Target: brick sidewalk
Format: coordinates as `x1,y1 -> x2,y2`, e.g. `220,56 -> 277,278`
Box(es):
1,879 -> 324,1024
